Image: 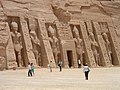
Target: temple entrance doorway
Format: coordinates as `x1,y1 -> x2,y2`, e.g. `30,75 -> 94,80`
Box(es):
67,51 -> 73,68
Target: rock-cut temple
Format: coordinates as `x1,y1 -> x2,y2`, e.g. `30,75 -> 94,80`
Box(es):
0,0 -> 120,70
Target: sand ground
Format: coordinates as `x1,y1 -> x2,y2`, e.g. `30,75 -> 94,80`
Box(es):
0,67 -> 120,90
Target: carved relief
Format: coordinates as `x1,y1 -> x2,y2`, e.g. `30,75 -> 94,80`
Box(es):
89,32 -> 99,66
28,19 -> 41,66
72,25 -> 84,64
47,25 -> 60,63
102,32 -> 113,65
10,22 -> 23,67
57,23 -> 72,40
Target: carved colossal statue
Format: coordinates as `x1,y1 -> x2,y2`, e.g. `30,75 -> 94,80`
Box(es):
102,32 -> 112,63
89,32 -> 99,66
29,23 -> 41,66
48,25 -> 59,63
11,22 -> 23,67
73,26 -> 84,64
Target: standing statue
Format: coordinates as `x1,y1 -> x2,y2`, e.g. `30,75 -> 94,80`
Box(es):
73,26 -> 84,64
0,56 -> 6,71
89,32 -> 99,66
102,32 -> 112,63
29,23 -> 41,66
11,22 -> 23,67
48,25 -> 59,63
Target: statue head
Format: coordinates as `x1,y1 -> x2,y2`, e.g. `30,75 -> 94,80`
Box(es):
30,30 -> 36,37
48,26 -> 55,37
102,32 -> 108,41
29,19 -> 37,31
73,26 -> 79,38
11,22 -> 18,33
89,32 -> 94,41
102,23 -> 108,29
29,23 -> 37,31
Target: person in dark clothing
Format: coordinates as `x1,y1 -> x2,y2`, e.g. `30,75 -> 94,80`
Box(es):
28,62 -> 32,77
58,60 -> 62,72
31,63 -> 35,75
83,63 -> 90,80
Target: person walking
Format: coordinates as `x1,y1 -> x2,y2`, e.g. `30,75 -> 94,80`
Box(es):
58,60 -> 62,72
31,63 -> 35,75
28,62 -> 32,77
83,63 -> 90,80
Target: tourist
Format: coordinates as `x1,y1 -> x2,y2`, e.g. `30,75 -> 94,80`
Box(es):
28,62 -> 32,77
31,63 -> 35,75
83,63 -> 90,80
58,60 -> 62,72
78,59 -> 81,68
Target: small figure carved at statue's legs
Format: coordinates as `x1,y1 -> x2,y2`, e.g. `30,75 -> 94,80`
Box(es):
35,51 -> 39,65
17,51 -> 22,67
38,53 -> 41,66
93,50 -> 99,66
97,53 -> 100,66
78,53 -> 83,66
53,51 -> 58,64
15,50 -> 22,67
108,51 -> 112,64
33,50 -> 39,66
76,47 -> 83,66
53,49 -> 59,66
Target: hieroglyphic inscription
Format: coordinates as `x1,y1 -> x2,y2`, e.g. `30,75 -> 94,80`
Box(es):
56,23 -> 73,40
93,21 -> 111,66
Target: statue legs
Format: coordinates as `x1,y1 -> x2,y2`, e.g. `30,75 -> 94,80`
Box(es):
108,52 -> 112,64
77,52 -> 83,67
17,51 -> 22,67
77,48 -> 83,65
34,50 -> 39,65
53,52 -> 58,64
93,50 -> 99,66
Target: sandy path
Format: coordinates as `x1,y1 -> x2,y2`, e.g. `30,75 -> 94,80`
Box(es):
0,67 -> 120,90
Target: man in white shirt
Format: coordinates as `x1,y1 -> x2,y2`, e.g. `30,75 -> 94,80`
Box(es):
28,63 -> 32,76
83,63 -> 90,80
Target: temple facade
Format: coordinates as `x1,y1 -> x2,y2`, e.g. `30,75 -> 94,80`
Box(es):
0,0 -> 120,70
